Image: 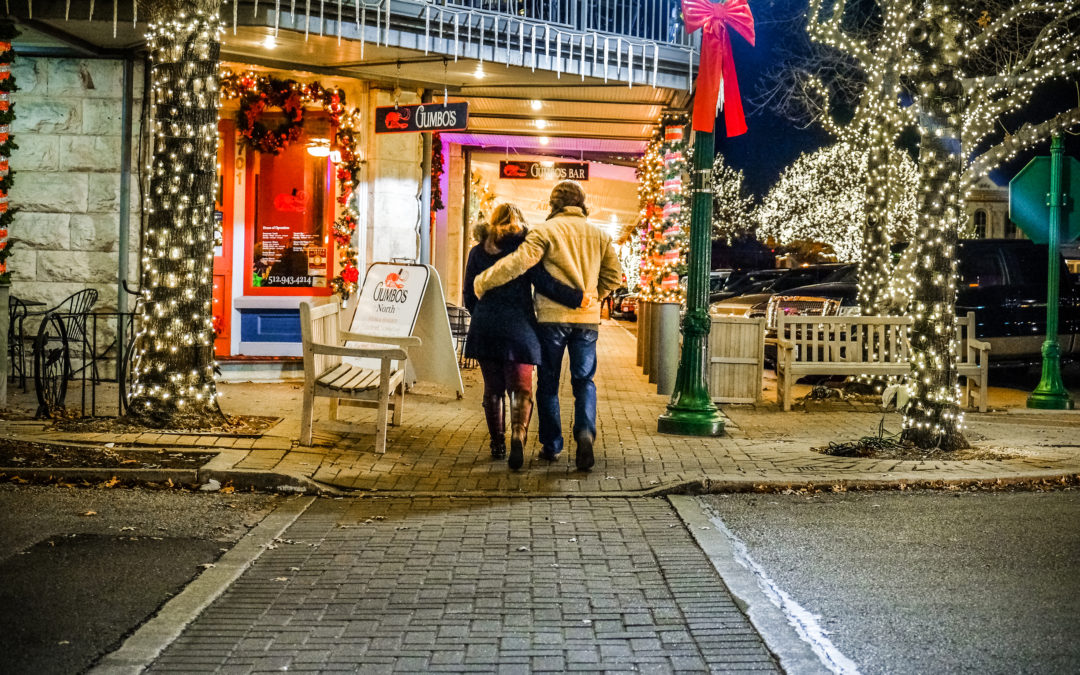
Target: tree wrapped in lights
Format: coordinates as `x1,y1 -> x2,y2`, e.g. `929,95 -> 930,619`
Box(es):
771,0 -> 1079,448
639,116 -> 690,303
0,20 -> 18,283
710,153 -> 755,243
128,0 -> 225,428
756,142 -> 917,262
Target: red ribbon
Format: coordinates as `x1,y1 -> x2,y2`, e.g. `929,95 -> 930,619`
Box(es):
682,0 -> 756,136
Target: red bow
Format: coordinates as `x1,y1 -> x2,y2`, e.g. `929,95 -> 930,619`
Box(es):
682,0 -> 756,136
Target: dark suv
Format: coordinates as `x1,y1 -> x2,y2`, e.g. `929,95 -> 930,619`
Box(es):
769,239 -> 1080,363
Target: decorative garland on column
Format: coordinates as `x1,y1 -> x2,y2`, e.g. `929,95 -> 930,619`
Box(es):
638,114 -> 690,303
0,21 -> 18,283
431,132 -> 445,212
219,70 -> 363,299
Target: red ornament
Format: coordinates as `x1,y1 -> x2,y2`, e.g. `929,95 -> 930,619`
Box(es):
681,0 -> 756,136
341,265 -> 360,284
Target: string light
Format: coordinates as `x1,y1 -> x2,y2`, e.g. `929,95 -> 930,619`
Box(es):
709,154 -> 756,244
637,113 -> 690,304
131,9 -> 225,424
800,0 -> 1079,449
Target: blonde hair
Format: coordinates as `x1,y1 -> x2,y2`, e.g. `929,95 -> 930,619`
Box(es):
474,203 -> 526,244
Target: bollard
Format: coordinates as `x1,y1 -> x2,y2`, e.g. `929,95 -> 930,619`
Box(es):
655,302 -> 680,395
636,300 -> 647,367
641,301 -> 653,375
649,301 -> 663,384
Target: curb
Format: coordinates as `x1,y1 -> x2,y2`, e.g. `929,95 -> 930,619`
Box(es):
89,496 -> 316,674
669,495 -> 830,675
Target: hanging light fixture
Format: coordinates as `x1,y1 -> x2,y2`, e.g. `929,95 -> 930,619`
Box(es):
306,138 -> 332,157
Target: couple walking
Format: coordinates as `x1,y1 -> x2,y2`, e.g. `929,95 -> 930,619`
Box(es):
462,181 -> 621,472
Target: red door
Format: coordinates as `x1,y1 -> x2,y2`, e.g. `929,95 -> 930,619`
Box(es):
213,120 -> 235,356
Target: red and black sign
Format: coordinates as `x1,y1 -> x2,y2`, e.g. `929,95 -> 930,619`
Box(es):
374,102 -> 469,134
499,161 -> 589,181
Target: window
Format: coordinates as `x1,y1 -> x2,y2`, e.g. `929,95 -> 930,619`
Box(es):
959,251 -> 1006,287
244,122 -> 335,296
1004,219 -> 1018,239
973,210 -> 987,238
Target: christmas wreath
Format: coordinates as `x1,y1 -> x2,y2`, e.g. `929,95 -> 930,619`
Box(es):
0,20 -> 18,282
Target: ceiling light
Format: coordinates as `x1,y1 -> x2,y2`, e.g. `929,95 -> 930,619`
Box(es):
307,138 -> 331,157
538,136 -> 550,145
534,119 -> 548,130
262,35 -> 277,50
530,99 -> 542,110
473,63 -> 486,79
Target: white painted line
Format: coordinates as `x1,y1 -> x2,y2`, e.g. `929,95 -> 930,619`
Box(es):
670,495 -> 856,675
90,496 -> 316,674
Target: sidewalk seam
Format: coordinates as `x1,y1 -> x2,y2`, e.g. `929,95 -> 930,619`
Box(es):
88,495 -> 316,675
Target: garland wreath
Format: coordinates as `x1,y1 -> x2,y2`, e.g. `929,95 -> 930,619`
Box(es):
431,132 -> 445,212
219,70 -> 362,299
0,21 -> 19,283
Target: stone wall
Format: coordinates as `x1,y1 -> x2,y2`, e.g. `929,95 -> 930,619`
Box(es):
8,56 -> 143,313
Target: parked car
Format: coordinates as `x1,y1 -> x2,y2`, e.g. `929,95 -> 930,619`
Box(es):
709,264 -> 854,320
611,292 -> 639,320
764,240 -> 1080,364
709,268 -> 791,303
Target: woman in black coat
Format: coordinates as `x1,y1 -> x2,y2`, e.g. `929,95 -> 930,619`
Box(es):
463,203 -> 584,470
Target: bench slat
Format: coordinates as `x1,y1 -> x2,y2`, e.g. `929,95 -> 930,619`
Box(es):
316,363 -> 353,387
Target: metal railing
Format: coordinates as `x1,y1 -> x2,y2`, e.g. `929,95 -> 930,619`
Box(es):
439,0 -> 689,45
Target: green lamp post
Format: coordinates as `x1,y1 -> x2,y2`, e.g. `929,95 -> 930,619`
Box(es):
658,130 -> 727,436
1010,134 -> 1079,410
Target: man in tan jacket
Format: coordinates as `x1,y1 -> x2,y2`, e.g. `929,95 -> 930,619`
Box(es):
474,181 -> 622,471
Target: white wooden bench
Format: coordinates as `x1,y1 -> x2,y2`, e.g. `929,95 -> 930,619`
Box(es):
775,312 -> 989,412
300,299 -> 421,452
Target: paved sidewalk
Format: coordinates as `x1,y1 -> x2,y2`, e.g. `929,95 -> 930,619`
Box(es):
145,496 -> 780,674
2,321 -> 1079,494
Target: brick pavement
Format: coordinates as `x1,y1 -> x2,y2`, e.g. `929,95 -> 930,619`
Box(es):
147,497 -> 780,674
3,320 -> 1079,494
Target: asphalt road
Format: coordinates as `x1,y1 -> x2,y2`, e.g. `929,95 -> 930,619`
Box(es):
700,489 -> 1080,675
0,485 -> 281,674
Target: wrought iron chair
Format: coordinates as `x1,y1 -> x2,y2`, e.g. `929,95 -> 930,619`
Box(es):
8,296 -> 30,391
445,303 -> 474,368
30,289 -> 99,417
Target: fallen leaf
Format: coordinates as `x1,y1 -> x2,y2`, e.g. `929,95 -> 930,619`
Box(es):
81,511 -> 98,517
58,640 -> 70,646
220,485 -> 235,494
517,546 -> 530,552
102,476 -> 120,488
120,459 -> 138,465
272,577 -> 289,582
199,563 -> 216,569
120,526 -> 136,532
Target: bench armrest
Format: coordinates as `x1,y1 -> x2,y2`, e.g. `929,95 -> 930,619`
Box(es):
308,341 -> 408,360
340,331 -> 422,348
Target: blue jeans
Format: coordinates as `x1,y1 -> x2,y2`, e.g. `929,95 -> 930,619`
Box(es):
536,324 -> 598,454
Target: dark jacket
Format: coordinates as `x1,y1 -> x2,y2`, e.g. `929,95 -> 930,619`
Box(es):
463,231 -> 583,364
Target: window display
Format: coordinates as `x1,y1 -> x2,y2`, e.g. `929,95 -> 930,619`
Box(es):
246,126 -> 334,294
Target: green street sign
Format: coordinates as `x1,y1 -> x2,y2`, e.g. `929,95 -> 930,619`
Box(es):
1009,154 -> 1080,244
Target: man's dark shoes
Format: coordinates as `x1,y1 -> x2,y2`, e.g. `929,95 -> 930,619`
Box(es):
574,431 -> 594,471
490,440 -> 506,460
538,446 -> 561,462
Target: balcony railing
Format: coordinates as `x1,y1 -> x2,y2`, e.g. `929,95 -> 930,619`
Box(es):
440,0 -> 689,45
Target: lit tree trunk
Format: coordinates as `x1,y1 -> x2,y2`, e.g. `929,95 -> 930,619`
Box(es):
127,0 -> 226,428
858,143 -> 893,316
901,6 -> 967,450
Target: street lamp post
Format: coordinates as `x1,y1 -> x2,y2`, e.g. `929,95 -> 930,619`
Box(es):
658,130 -> 727,436
1027,134 -> 1074,410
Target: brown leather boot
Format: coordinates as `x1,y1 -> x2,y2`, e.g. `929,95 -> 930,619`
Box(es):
508,389 -> 533,471
482,394 -> 506,459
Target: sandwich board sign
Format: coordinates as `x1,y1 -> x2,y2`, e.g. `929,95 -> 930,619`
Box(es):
347,262 -> 463,396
